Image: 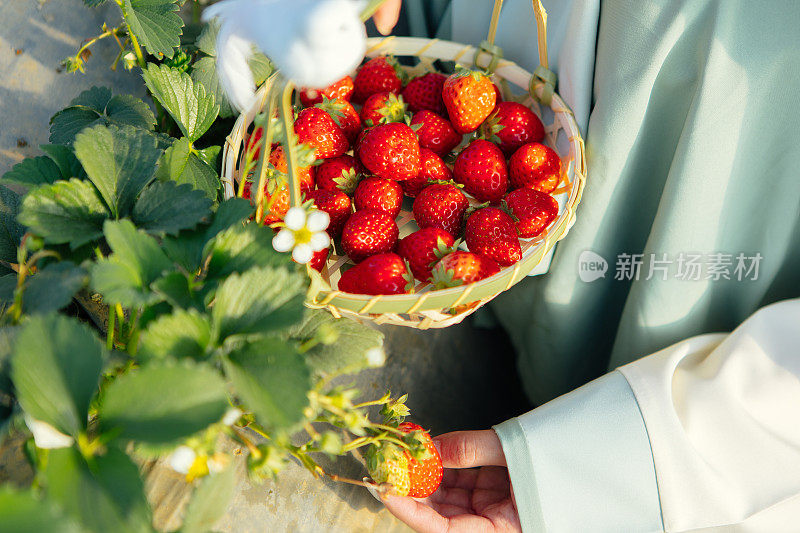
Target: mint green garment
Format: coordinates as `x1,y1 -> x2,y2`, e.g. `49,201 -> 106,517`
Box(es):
403,0 -> 800,406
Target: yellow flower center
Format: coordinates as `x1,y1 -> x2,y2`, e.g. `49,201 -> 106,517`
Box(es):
294,227 -> 313,245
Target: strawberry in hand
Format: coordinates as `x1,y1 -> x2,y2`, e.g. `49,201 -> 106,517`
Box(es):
367,422 -> 443,498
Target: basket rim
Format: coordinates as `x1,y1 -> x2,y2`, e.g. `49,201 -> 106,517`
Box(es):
221,36 -> 587,317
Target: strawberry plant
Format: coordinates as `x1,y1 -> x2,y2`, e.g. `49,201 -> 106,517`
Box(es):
0,1 -> 433,530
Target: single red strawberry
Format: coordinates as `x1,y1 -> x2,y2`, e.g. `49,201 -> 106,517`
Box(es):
366,423 -> 443,498
338,253 -> 413,295
465,207 -> 521,266
305,248 -> 330,272
409,111 -> 462,156
305,189 -> 352,237
431,251 -> 501,288
442,70 -> 497,134
269,146 -> 316,193
481,102 -> 545,156
508,142 -> 561,193
360,92 -> 407,127
299,75 -> 354,107
357,122 -> 420,182
504,188 -> 559,238
315,97 -> 362,145
453,139 -> 508,203
398,422 -> 443,498
354,177 -> 403,218
412,182 -> 469,237
341,209 -> 399,262
353,56 -> 404,103
397,227 -> 456,281
294,107 -> 349,159
315,155 -> 361,195
402,148 -> 452,198
401,72 -> 446,115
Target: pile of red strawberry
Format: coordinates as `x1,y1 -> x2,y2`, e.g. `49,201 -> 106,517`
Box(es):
244,56 -> 562,296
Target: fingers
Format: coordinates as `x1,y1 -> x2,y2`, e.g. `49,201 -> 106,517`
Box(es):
381,493 -> 449,533
434,430 -> 506,469
373,0 -> 402,35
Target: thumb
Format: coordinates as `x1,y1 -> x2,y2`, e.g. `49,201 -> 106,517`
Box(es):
373,0 -> 402,35
433,429 -> 506,469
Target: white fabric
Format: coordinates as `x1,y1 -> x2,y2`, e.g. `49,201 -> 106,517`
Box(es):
619,298 -> 800,532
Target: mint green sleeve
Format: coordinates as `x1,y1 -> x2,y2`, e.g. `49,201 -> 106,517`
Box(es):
493,371 -> 663,533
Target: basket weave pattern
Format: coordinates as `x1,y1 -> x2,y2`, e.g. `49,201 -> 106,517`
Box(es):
221,36 -> 586,329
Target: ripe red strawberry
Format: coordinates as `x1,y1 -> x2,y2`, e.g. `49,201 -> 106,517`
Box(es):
360,92 -> 407,127
315,97 -> 361,145
242,175 -> 290,225
367,423 -> 443,498
442,70 -> 497,134
398,423 -> 442,498
397,227 -> 456,281
504,188 -> 559,238
412,182 -> 469,237
409,111 -> 462,156
353,56 -> 404,103
481,102 -> 545,156
305,248 -> 330,272
357,122 -> 420,182
338,253 -> 413,295
299,75 -> 354,107
401,72 -> 446,115
354,177 -> 403,219
315,155 -> 361,195
305,189 -> 352,237
465,207 -> 521,266
453,139 -> 508,203
269,146 -> 315,193
508,142 -> 561,193
341,209 -> 399,262
294,107 -> 349,159
402,148 -> 452,198
431,251 -> 500,288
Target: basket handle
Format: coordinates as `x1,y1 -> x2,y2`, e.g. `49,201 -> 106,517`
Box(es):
484,0 -> 556,104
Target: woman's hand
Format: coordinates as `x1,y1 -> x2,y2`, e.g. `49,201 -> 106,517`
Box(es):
373,0 -> 402,35
381,430 -> 522,533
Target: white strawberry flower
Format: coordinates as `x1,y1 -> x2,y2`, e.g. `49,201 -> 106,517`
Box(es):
24,415 -> 73,449
272,206 -> 330,264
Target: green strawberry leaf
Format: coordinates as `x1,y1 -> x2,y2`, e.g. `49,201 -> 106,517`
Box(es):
99,360 -> 228,444
161,197 -> 253,272
181,465 -> 238,533
20,261 -> 88,315
154,137 -> 220,201
289,310 -> 385,377
39,144 -> 87,180
74,124 -> 163,218
138,308 -> 211,361
211,266 -> 306,343
49,87 -> 155,146
0,486 -> 80,533
2,156 -> 62,187
151,271 -> 203,310
90,219 -> 172,307
204,223 -> 288,281
223,337 -> 311,431
18,179 -> 109,249
11,314 -> 106,437
44,447 -> 151,533
123,0 -> 183,59
196,145 -> 222,168
0,186 -> 25,270
132,180 -> 213,236
143,63 -> 218,142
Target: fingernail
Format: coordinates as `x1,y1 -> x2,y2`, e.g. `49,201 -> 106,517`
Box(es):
364,478 -> 383,503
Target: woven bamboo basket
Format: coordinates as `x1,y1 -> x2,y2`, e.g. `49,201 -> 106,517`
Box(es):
221,0 -> 586,329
